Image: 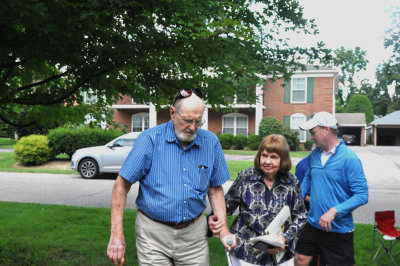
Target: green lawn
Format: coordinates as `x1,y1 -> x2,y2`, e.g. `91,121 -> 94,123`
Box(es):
0,152 -> 75,174
0,201 -> 395,266
0,137 -> 16,149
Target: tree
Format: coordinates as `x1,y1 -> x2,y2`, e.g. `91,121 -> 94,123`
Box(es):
375,6 -> 400,114
0,0 -> 329,129
325,46 -> 369,107
359,78 -> 391,117
345,94 -> 374,124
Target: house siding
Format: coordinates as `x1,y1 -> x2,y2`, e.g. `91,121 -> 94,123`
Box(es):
263,77 -> 333,124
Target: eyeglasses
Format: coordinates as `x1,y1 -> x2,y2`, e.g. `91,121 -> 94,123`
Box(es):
177,113 -> 204,127
173,89 -> 204,105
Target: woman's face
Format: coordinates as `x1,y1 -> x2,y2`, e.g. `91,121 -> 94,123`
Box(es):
259,149 -> 281,178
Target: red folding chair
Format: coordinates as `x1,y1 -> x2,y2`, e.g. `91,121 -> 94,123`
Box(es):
372,210 -> 400,265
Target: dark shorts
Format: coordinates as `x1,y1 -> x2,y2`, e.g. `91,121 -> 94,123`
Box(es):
296,223 -> 355,266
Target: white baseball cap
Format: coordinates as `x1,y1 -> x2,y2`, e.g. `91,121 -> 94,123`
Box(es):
299,111 -> 338,130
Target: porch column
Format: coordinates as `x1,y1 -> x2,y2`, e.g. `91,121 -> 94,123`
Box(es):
149,103 -> 157,128
202,106 -> 209,130
255,84 -> 264,135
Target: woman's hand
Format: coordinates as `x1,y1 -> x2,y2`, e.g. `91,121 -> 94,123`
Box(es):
266,234 -> 286,254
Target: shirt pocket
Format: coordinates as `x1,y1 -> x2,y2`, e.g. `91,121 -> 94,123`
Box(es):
192,166 -> 210,192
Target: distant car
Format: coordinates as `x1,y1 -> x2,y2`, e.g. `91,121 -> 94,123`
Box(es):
342,134 -> 356,145
71,132 -> 141,179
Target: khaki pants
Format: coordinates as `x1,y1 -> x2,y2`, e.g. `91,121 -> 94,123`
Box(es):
135,211 -> 209,266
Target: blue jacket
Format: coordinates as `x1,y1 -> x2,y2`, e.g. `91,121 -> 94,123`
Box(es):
301,140 -> 368,233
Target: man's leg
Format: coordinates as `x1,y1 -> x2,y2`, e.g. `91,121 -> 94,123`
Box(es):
295,223 -> 321,266
135,211 -> 175,266
295,254 -> 313,266
173,215 -> 209,266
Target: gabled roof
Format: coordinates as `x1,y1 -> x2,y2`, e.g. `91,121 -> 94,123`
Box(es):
370,110 -> 400,125
335,113 -> 366,126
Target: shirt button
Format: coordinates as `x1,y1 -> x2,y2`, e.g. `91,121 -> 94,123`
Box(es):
183,168 -> 186,171
184,184 -> 187,186
184,201 -> 187,204
183,217 -> 186,220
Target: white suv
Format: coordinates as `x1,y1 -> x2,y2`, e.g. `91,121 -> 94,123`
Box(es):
71,132 -> 141,179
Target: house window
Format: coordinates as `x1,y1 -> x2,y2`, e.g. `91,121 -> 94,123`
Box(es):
222,113 -> 248,136
290,113 -> 306,142
291,78 -> 306,103
131,113 -> 149,132
84,91 -> 98,104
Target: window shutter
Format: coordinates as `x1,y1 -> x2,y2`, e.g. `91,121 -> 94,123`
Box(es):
284,80 -> 291,103
284,116 -> 290,129
307,77 -> 314,103
306,116 -> 312,140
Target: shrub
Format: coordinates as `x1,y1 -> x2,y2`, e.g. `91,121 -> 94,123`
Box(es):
304,140 -> 314,151
232,135 -> 247,150
247,134 -> 261,150
14,135 -> 53,165
282,128 -> 300,151
218,133 -> 233,149
259,117 -> 283,139
48,126 -> 124,157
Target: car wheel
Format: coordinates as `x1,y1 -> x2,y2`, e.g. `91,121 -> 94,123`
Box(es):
78,158 -> 99,179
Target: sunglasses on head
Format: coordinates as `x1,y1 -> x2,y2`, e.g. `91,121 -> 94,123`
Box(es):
173,89 -> 204,105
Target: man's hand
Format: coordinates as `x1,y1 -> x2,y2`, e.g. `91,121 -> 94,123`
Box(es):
319,207 -> 337,231
107,235 -> 126,265
208,214 -> 225,237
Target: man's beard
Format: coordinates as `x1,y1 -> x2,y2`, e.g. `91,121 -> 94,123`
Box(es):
175,128 -> 196,144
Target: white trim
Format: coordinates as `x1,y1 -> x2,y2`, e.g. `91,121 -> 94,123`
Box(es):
339,124 -> 366,127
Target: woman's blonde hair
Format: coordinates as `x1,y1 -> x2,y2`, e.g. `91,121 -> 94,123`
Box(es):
254,134 -> 292,174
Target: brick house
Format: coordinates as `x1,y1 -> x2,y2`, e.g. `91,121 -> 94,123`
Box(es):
111,66 -> 339,143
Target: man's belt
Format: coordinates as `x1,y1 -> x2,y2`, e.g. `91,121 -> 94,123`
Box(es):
139,209 -> 202,230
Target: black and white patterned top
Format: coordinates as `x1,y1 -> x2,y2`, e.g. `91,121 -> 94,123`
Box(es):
226,167 -> 307,265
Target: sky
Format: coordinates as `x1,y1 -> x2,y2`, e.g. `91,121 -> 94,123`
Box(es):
293,0 -> 399,85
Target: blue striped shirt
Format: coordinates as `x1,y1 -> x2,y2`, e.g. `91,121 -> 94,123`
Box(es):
119,120 -> 230,223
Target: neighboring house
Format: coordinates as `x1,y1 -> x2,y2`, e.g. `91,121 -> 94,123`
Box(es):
112,66 -> 339,144
370,110 -> 400,146
335,113 -> 366,146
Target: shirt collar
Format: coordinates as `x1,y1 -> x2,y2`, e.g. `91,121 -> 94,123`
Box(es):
320,140 -> 340,155
165,120 -> 202,147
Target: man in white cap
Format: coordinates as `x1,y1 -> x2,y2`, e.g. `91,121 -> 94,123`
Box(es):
294,111 -> 368,266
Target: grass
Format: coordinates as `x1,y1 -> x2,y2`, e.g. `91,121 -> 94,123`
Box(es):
0,152 -> 295,179
0,138 -> 16,149
0,202 -> 396,266
0,152 -> 75,174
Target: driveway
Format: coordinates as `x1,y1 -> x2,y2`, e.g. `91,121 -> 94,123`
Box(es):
1,146 -> 400,225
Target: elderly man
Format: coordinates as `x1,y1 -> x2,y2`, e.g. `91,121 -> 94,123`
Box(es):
294,111 -> 368,266
107,89 -> 235,266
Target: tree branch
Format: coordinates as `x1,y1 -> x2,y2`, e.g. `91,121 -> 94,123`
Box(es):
17,70 -> 70,92
0,113 -> 37,128
14,67 -> 115,105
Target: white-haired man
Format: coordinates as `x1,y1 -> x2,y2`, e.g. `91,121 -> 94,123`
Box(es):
107,89 -> 235,265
